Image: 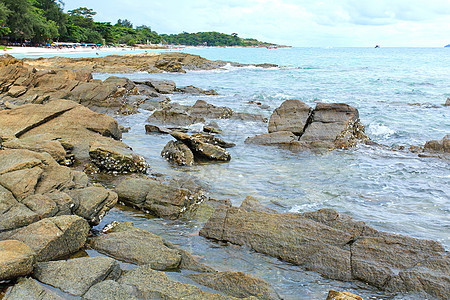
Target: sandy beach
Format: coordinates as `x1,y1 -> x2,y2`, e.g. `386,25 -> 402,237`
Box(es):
3,46 -> 135,56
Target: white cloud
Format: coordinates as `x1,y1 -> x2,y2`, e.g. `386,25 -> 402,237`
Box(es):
62,0 -> 450,47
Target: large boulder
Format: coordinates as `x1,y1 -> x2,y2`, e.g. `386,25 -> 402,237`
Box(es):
115,177 -> 205,219
200,201 -> 449,299
137,79 -> 176,94
246,101 -> 370,151
268,100 -> 312,135
186,271 -> 280,300
33,256 -> 121,296
171,131 -> 231,161
423,134 -> 450,154
0,240 -> 36,281
8,215 -> 90,262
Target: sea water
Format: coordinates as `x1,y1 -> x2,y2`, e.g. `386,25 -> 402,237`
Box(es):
20,47 -> 450,299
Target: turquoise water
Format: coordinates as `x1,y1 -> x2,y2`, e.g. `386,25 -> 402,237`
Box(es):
19,48 -> 450,299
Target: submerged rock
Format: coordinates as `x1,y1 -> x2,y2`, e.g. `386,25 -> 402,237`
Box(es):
186,271 -> 281,300
200,200 -> 449,299
0,240 -> 35,281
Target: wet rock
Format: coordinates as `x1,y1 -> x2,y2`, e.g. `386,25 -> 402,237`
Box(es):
118,264 -> 237,299
118,125 -> 130,133
203,122 -> 222,134
115,177 -> 205,219
9,215 -> 90,262
161,140 -> 195,166
200,201 -> 449,299
245,131 -> 300,148
186,271 -> 280,300
139,79 -> 176,94
268,100 -> 312,135
192,133 -> 236,148
68,187 -> 118,225
423,134 -> 450,153
326,290 -> 362,300
90,227 -> 181,270
89,141 -> 148,174
3,278 -> 62,300
176,85 -> 218,95
147,110 -> 205,126
145,124 -> 172,134
83,280 -> 137,300
444,98 -> 450,106
34,256 -> 121,296
0,240 -> 36,281
171,131 -> 231,161
230,112 -> 267,122
240,196 -> 277,214
187,100 -> 233,119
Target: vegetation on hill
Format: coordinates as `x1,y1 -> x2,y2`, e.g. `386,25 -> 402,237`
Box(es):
0,0 -> 280,47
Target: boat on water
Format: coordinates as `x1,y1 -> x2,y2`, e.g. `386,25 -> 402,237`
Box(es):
266,45 -> 277,49
375,45 -> 380,48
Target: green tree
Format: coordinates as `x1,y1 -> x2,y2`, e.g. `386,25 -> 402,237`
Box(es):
0,2 -> 12,36
116,19 -> 132,28
33,0 -> 67,38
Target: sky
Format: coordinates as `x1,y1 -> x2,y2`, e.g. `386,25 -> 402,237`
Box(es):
62,0 -> 450,47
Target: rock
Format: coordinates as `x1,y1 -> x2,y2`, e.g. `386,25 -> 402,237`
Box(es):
423,134 -> 450,153
230,112 -> 267,122
444,98 -> 450,106
301,103 -> 369,149
2,134 -> 67,162
118,264 -> 238,299
90,228 -> 181,270
145,124 -> 172,134
240,196 -> 277,214
139,79 -> 176,94
3,278 -> 62,300
68,187 -> 118,225
34,256 -> 121,296
326,290 -> 362,300
203,122 -> 222,134
171,131 -> 231,161
118,125 -> 130,133
115,177 -> 205,219
9,215 -> 90,262
268,100 -> 312,135
246,101 -> 370,151
187,100 -> 233,119
83,280 -> 138,300
161,140 -> 195,166
200,202 -> 449,299
89,141 -> 149,174
176,85 -> 218,95
0,240 -> 36,281
192,133 -> 236,148
147,110 -> 205,126
186,271 -> 280,300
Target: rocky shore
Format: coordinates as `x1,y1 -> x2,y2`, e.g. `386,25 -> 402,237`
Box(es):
0,53 -> 448,299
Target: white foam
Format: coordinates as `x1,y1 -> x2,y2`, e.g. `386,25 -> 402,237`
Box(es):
367,123 -> 395,139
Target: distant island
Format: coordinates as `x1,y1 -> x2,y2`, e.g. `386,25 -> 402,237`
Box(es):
0,1 -> 287,48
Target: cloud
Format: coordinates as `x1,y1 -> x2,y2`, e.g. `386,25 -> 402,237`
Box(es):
62,0 -> 450,47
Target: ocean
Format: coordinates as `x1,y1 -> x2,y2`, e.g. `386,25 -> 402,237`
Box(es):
19,47 -> 450,299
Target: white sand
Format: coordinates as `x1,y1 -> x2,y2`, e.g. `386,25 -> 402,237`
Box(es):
2,46 -> 132,56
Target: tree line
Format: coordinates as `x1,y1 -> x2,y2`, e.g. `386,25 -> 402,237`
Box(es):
0,0 -> 270,46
